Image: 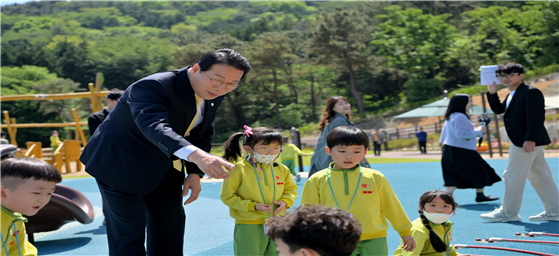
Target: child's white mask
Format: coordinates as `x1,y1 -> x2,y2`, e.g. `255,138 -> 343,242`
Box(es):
249,148 -> 280,165
423,210 -> 453,224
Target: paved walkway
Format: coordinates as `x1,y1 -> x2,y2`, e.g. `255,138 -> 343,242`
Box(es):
367,149 -> 559,160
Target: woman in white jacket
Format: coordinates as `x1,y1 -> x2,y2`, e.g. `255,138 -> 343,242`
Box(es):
439,94 -> 501,202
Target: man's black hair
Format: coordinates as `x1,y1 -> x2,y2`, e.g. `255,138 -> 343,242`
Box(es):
496,62 -> 525,75
107,88 -> 124,101
195,49 -> 252,81
326,126 -> 370,150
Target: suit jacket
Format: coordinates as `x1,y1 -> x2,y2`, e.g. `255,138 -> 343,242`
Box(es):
88,108 -> 109,135
80,67 -> 223,196
486,83 -> 550,147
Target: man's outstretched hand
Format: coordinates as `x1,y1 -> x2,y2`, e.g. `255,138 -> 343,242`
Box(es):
188,150 -> 233,179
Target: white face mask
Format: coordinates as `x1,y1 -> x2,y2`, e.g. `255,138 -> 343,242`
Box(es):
423,210 -> 453,224
249,148 -> 280,165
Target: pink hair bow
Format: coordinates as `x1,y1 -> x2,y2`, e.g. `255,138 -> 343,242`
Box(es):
243,125 -> 253,137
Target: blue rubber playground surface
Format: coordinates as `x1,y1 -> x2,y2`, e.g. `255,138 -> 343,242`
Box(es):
34,158 -> 559,255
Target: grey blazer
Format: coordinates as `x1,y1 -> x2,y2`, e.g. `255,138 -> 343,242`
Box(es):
308,113 -> 353,177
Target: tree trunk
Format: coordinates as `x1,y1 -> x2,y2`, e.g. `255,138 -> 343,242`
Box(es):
226,92 -> 246,128
284,64 -> 298,103
310,73 -> 316,121
273,70 -> 281,128
347,64 -> 365,114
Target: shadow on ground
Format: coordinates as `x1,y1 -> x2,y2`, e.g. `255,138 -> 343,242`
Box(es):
458,203 -> 501,212
75,225 -> 107,236
34,237 -> 92,255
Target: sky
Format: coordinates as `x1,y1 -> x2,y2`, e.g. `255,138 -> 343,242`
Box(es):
1,0 -> 32,6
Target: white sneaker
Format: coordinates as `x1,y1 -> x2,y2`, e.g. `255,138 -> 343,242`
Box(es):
529,211 -> 559,221
480,209 -> 521,222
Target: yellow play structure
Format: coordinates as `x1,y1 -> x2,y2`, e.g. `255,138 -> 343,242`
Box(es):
1,74 -> 109,173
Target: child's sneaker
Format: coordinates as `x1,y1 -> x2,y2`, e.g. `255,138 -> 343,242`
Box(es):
295,174 -> 301,182
529,211 -> 559,221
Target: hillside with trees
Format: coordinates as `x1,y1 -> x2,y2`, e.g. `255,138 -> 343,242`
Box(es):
1,1 -> 558,145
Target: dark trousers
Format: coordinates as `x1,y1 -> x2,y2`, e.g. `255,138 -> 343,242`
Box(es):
97,167 -> 186,256
419,141 -> 427,153
373,142 -> 382,156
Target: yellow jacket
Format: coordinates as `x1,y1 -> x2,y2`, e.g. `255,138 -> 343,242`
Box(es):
50,136 -> 61,147
393,218 -> 458,256
279,144 -> 305,161
220,157 -> 298,224
301,163 -> 412,241
1,207 -> 37,256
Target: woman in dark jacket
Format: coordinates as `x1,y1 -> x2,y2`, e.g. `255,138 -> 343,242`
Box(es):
308,96 -> 354,177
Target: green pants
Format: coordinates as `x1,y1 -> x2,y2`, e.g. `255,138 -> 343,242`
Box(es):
234,224 -> 277,256
281,160 -> 297,175
351,237 -> 388,256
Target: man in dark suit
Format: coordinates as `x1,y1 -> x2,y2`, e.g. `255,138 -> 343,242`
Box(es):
87,88 -> 123,226
80,49 -> 251,255
87,88 -> 123,135
480,62 -> 558,222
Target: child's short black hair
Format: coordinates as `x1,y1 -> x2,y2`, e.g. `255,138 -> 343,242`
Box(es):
1,157 -> 62,190
496,62 -> 525,75
326,126 -> 369,150
266,204 -> 361,256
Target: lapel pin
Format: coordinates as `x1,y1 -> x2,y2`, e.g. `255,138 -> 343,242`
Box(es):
211,103 -> 214,107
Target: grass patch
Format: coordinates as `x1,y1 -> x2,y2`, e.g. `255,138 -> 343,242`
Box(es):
62,174 -> 92,179
213,147 -> 440,166
366,157 -> 438,164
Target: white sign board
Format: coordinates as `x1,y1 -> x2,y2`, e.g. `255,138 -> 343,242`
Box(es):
480,65 -> 501,85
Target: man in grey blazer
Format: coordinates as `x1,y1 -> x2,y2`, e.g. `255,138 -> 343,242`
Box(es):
480,62 -> 558,222
80,49 -> 251,255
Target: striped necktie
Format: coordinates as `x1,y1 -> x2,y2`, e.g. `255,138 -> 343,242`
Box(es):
173,96 -> 203,171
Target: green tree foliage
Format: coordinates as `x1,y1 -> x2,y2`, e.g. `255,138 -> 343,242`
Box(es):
1,1 -> 556,142
86,36 -> 175,89
309,8 -> 372,114
372,6 -> 458,104
1,66 -> 85,146
246,32 -> 299,128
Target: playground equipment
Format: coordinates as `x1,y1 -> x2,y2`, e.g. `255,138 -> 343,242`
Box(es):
476,237 -> 559,244
517,232 -> 559,237
25,184 -> 95,243
1,74 -> 109,172
454,244 -> 557,256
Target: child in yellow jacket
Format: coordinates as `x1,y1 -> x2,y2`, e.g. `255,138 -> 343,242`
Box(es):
301,126 -> 416,256
1,157 -> 62,256
49,130 -> 61,152
394,191 -> 461,256
278,136 -> 311,182
221,126 -> 298,256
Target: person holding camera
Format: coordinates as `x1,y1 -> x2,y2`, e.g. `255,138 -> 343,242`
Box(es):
439,94 -> 502,203
480,62 -> 558,222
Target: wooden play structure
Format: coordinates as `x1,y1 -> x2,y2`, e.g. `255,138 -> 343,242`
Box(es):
0,74 -> 109,173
